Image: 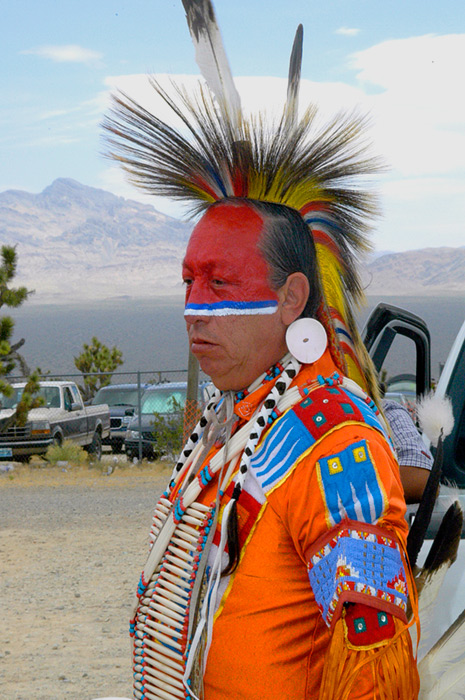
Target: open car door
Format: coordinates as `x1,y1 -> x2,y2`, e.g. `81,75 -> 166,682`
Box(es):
364,303 -> 465,660
433,320 -> 465,489
362,302 -> 431,404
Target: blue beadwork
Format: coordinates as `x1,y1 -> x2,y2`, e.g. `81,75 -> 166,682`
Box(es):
308,528 -> 407,627
137,576 -> 146,597
317,439 -> 385,525
174,499 -> 186,522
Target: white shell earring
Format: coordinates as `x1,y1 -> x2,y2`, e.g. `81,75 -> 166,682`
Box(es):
285,318 -> 327,364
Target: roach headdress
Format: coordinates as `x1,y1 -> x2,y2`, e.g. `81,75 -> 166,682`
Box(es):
103,0 -> 382,397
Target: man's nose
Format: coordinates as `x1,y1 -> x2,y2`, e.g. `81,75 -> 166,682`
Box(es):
184,279 -> 212,323
184,309 -> 210,325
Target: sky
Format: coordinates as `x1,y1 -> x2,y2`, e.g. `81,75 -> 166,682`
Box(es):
2,0 -> 465,252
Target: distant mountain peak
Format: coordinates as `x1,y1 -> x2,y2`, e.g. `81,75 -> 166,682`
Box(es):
365,247 -> 465,295
0,178 -> 193,302
1,179 -> 464,302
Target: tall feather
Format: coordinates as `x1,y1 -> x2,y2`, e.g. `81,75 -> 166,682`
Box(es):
284,24 -> 303,131
418,606 -> 465,698
181,0 -> 241,130
407,435 -> 444,569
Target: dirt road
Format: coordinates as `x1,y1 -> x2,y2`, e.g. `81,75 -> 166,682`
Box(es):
1,458 -> 172,700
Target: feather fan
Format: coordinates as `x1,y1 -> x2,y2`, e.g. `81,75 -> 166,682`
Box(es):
419,606 -> 465,699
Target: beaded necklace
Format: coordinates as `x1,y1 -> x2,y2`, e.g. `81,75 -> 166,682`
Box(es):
132,354 -> 303,700
131,358 -> 388,700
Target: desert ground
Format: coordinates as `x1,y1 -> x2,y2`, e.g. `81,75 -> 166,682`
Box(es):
1,455 -> 172,700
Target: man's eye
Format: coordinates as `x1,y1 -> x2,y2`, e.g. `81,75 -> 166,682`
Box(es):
183,278 -> 193,287
212,279 -> 225,287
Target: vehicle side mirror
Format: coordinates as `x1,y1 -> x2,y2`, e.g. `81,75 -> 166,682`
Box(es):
70,402 -> 81,412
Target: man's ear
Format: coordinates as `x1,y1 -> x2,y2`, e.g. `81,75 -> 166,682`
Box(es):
278,272 -> 310,326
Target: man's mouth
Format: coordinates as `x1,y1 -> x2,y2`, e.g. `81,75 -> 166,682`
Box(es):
189,336 -> 217,353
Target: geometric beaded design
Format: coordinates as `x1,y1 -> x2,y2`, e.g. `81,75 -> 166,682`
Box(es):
307,525 -> 408,628
316,439 -> 387,527
250,380 -> 388,498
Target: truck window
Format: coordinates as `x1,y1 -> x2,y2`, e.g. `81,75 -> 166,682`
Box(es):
63,387 -> 74,411
70,385 -> 83,408
41,387 -> 60,408
442,332 -> 465,487
0,387 -> 23,409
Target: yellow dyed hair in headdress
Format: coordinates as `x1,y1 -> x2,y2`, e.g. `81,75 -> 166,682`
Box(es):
103,3 -> 383,400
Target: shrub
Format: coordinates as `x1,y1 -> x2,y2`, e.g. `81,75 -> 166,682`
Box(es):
45,439 -> 89,465
151,396 -> 184,462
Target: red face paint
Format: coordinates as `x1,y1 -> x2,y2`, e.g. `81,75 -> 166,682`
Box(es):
182,203 -> 289,390
182,203 -> 278,317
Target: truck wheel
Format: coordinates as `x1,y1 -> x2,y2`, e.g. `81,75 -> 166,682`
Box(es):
53,432 -> 63,447
87,431 -> 102,461
111,439 -> 124,454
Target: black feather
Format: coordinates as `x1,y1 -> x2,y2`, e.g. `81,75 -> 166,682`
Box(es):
285,24 -> 303,129
423,500 -> 463,572
407,434 -> 444,568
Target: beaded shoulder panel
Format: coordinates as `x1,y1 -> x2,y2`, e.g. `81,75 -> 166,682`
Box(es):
249,377 -> 389,496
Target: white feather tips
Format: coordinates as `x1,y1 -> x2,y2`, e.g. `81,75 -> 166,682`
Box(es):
182,0 -> 241,128
417,393 -> 454,447
419,607 -> 465,698
419,660 -> 465,699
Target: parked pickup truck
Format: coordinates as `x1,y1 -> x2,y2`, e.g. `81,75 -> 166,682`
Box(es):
0,381 -> 110,461
363,303 -> 465,656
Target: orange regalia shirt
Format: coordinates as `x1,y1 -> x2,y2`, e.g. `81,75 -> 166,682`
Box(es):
133,350 -> 419,700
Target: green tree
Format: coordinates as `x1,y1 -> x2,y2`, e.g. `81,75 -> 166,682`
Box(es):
0,245 -> 42,430
74,336 -> 123,401
151,396 -> 185,462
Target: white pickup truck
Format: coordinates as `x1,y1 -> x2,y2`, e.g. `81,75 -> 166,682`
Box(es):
364,303 -> 465,655
0,380 -> 110,461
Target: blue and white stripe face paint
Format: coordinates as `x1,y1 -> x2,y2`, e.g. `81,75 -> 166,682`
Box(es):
182,204 -> 279,319
184,299 -> 278,317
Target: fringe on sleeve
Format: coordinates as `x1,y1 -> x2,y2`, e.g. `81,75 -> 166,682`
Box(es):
318,612 -> 420,700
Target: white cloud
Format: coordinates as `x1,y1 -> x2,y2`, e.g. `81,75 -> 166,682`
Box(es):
22,44 -> 103,64
335,27 -> 360,37
381,176 -> 465,201
100,34 -> 465,251
347,34 -> 465,178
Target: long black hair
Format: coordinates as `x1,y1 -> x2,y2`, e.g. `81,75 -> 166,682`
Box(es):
215,198 -> 321,576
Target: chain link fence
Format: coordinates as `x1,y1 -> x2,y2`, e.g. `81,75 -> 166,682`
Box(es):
0,369 -> 213,463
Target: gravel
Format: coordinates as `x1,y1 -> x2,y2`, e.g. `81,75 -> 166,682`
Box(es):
0,458 -> 172,700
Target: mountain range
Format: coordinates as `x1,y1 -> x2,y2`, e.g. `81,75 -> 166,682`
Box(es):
1,178 -> 464,303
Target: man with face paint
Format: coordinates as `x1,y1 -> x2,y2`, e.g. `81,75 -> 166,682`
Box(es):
103,5 -> 419,698
183,203 -> 294,390
113,198 -> 419,700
